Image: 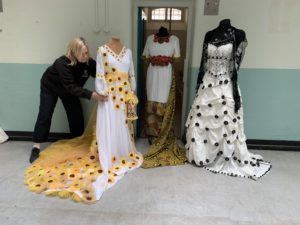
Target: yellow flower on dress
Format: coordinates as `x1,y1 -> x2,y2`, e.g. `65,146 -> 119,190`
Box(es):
68,181 -> 84,191
28,182 -> 46,193
85,163 -> 91,168
110,87 -> 115,92
58,170 -> 67,178
112,95 -> 116,101
88,155 -> 97,162
81,186 -> 95,202
120,97 -> 124,103
37,168 -> 45,177
85,196 -> 95,202
108,176 -> 115,184
112,156 -> 117,163
129,152 -> 135,159
120,157 -> 128,167
68,173 -> 77,179
108,78 -> 113,84
81,186 -> 93,195
115,104 -> 120,110
113,165 -> 121,172
117,84 -> 124,94
46,177 -> 58,187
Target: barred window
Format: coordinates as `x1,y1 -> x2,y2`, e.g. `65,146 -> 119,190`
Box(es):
151,8 -> 182,21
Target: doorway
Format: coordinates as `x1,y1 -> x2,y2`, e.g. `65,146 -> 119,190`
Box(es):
132,0 -> 195,139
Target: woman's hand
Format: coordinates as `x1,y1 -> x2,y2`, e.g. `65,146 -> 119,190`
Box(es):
92,91 -> 108,101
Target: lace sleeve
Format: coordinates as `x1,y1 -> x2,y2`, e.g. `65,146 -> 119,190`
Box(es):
196,34 -> 209,91
232,30 -> 247,113
235,40 -> 248,70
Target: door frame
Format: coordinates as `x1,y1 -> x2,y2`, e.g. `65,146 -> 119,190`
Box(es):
132,0 -> 195,137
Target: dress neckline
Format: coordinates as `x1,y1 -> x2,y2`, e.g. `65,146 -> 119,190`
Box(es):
208,40 -> 233,48
103,45 -> 127,61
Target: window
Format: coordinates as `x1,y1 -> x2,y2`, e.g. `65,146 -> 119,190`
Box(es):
151,8 -> 182,21
151,8 -> 166,20
167,8 -> 182,21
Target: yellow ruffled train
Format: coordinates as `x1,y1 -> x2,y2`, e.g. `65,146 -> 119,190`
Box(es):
24,108 -> 143,204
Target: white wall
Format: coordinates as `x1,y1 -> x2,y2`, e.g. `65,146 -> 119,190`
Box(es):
191,0 -> 300,69
0,0 -> 132,64
2,0 -> 299,68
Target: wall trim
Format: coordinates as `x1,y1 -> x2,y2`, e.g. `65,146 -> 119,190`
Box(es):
6,131 -> 71,142
6,131 -> 300,151
246,139 -> 300,151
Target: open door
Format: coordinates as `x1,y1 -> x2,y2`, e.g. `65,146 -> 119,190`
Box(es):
133,0 -> 195,139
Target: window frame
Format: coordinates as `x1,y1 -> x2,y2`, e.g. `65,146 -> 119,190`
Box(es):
150,7 -> 184,22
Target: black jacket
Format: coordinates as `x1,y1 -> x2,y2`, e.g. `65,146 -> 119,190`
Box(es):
41,55 -> 96,99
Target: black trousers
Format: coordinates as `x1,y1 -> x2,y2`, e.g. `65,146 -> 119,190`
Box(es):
33,87 -> 84,143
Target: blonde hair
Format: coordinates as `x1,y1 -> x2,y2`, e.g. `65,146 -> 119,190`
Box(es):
65,37 -> 89,65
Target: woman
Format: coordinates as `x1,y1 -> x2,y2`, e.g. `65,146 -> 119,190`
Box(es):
30,37 -> 106,163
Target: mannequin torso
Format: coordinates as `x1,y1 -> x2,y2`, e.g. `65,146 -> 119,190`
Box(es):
205,19 -> 246,47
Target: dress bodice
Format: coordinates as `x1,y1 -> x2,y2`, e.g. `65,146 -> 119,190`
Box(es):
142,34 -> 180,58
206,43 -> 233,78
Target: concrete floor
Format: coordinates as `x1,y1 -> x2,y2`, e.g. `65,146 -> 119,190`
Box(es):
0,139 -> 300,225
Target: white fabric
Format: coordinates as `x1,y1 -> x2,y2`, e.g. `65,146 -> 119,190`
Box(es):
185,43 -> 271,180
0,127 -> 8,143
94,46 -> 141,199
142,34 -> 180,103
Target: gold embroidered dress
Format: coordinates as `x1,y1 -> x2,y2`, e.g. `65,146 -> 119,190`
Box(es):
142,34 -> 187,168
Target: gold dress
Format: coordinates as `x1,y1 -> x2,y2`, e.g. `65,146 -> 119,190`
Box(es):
141,34 -> 187,168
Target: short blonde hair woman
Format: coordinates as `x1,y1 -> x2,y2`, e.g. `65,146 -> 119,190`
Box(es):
65,37 -> 90,65
29,37 -> 107,163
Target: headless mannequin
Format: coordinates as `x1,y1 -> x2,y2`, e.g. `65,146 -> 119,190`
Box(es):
106,37 -> 124,55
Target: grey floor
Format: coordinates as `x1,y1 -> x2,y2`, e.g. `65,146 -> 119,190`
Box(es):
0,140 -> 300,225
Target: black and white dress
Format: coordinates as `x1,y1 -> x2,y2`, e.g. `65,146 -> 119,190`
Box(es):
185,30 -> 271,180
